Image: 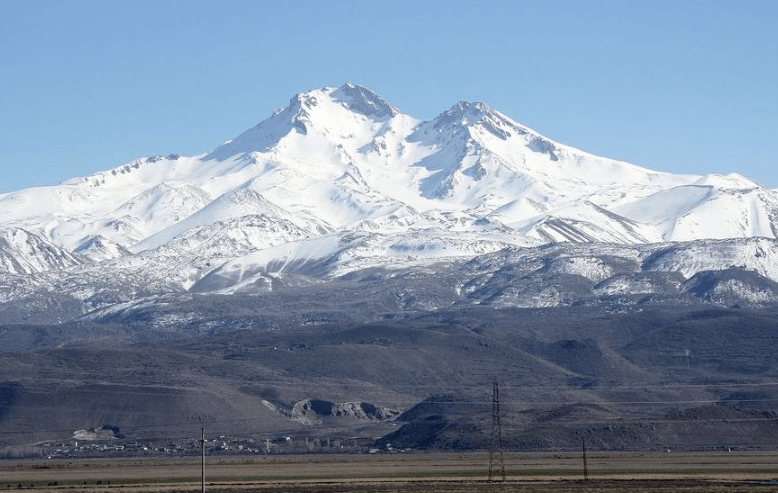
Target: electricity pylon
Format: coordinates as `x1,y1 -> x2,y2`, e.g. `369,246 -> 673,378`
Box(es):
489,381 -> 506,482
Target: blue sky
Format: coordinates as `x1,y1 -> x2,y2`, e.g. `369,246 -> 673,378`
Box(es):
1,0 -> 776,193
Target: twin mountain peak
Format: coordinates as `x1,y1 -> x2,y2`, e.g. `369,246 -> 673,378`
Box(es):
0,83 -> 776,293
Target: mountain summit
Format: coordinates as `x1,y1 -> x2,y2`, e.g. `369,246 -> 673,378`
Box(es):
1,83 -> 777,317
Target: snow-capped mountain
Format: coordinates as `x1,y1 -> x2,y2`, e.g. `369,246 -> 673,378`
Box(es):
1,82 -> 777,318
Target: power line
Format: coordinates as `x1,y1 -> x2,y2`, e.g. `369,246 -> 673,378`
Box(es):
7,379 -> 778,395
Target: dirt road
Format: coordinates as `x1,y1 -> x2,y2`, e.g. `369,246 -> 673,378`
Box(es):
2,452 -> 778,492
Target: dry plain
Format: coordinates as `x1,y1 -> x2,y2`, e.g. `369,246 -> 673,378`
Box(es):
3,452 -> 778,492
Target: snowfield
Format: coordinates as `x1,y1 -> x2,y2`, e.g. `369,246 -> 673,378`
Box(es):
1,82 -> 777,319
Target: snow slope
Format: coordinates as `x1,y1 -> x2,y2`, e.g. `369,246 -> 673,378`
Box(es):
0,82 -> 776,306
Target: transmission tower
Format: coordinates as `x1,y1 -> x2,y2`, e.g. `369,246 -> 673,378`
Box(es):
488,381 -> 506,482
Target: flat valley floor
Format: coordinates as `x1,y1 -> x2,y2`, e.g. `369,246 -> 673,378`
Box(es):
3,452 -> 778,492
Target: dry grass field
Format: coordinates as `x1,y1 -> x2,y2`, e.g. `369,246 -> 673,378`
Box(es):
3,452 -> 778,492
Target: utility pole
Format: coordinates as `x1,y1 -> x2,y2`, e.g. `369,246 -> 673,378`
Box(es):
488,381 -> 506,482
581,437 -> 589,481
201,428 -> 205,493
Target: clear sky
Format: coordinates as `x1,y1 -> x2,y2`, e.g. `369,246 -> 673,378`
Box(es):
1,0 -> 776,193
